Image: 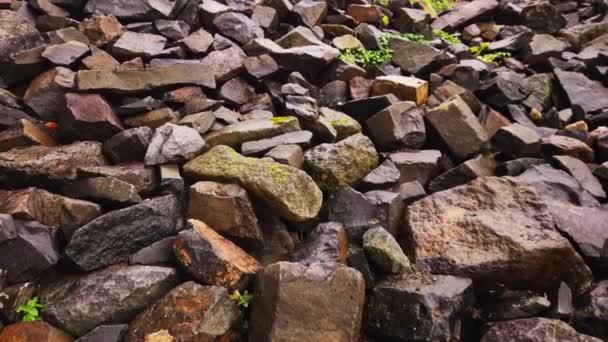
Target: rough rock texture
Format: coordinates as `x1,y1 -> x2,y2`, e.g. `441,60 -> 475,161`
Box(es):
481,318 -> 602,342
292,221 -> 348,265
250,262 -> 365,342
41,265 -> 179,337
0,321 -> 73,342
184,145 -> 322,222
144,123 -> 205,165
405,176 -> 593,295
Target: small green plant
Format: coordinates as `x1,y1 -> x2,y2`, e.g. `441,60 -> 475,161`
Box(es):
381,14 -> 390,27
411,0 -> 453,14
469,42 -> 511,65
340,44 -> 393,66
376,0 -> 391,6
16,297 -> 43,322
230,290 -> 254,308
433,30 -> 461,44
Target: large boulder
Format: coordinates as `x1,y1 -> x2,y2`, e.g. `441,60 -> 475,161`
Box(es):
124,282 -> 241,341
249,262 -> 365,342
65,194 -> 182,271
41,265 -> 179,337
405,176 -> 593,295
184,145 -> 322,221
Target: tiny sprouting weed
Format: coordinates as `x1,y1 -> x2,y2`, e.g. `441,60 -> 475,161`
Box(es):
433,30 -> 461,44
381,14 -> 390,27
230,290 -> 254,308
16,297 -> 43,322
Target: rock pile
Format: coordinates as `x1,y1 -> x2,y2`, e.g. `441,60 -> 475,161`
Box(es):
0,0 -> 608,340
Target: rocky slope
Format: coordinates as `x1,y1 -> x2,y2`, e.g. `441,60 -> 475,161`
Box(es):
0,0 -> 608,340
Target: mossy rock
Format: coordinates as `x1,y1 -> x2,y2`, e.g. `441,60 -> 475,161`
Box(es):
184,145 -> 323,222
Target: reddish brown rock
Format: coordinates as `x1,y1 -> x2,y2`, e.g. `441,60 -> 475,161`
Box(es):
0,119 -> 57,152
59,93 -> 124,142
173,219 -> 262,290
200,46 -> 246,82
123,108 -> 178,129
23,67 -> 75,121
250,262 -> 365,342
346,4 -> 381,23
405,176 -> 593,295
124,282 -> 241,342
81,47 -> 120,70
0,321 -> 73,342
0,187 -> 101,231
78,14 -> 123,47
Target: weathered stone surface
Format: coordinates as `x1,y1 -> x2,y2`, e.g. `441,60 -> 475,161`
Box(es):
0,321 -> 73,342
129,236 -> 175,265
74,325 -> 127,342
0,141 -> 107,186
65,194 -> 181,271
205,117 -> 300,148
551,155 -> 606,199
188,181 -> 263,247
365,275 -> 474,341
481,291 -> 551,321
41,265 -> 179,337
59,93 -> 124,142
388,149 -> 442,187
491,123 -> 541,158
431,0 -> 499,31
241,130 -> 313,156
360,159 -> 400,190
213,12 -> 263,45
391,38 -> 454,77
371,75 -> 428,105
0,10 -> 38,39
481,318 -> 602,342
23,67 -> 75,121
292,222 -> 348,265
0,187 -> 101,232
42,41 -> 90,67
525,34 -> 568,65
405,177 -> 593,295
125,282 -> 241,341
327,186 -> 382,242
154,19 -> 190,41
61,176 -> 142,205
77,64 -> 215,93
184,145 -> 322,221
174,219 -> 261,290
573,281 -> 608,341
554,68 -> 608,115
123,107 -> 178,129
250,262 -> 365,342
144,123 -> 204,165
0,214 -> 59,284
428,155 -> 496,193
541,135 -> 594,162
521,2 -> 566,34
103,127 -> 153,164
77,163 -> 156,196
304,133 -> 378,191
363,226 -> 410,274
84,0 -> 179,21
200,45 -> 246,82
79,14 -> 123,47
425,95 -> 488,159
366,101 -> 425,149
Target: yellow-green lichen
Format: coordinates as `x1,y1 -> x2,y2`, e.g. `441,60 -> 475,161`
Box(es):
269,116 -> 295,126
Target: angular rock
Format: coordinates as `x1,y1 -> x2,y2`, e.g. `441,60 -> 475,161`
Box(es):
371,75 -> 428,105
363,226 -> 410,274
388,149 -> 442,187
365,275 -> 474,341
573,281 -> 608,341
554,68 -> 608,115
112,31 -> 166,59
75,325 -> 128,342
102,127 -> 153,164
250,262 -> 365,342
428,155 -> 496,193
179,29 -> 213,54
188,181 -> 263,247
79,14 -> 123,47
23,67 -> 75,121
125,282 -> 240,341
406,176 -> 593,295
205,117 -> 301,149
84,0 -> 179,21
541,135 -> 594,162
77,64 -> 215,93
0,187 -> 101,232
525,34 -> 568,65
366,101 -> 425,149
219,77 -> 255,105
491,123 -> 541,158
129,236 -> 175,265
77,163 -> 156,197
59,93 -> 124,142
0,119 -> 56,152
0,321 -> 73,342
0,141 -> 107,187
431,0 -> 499,31
481,318 -> 601,342
41,265 -> 179,337
184,145 -> 322,221
0,215 -> 59,284
481,291 -> 551,321
213,12 -> 262,45
552,155 -> 606,199
346,4 -> 381,23
65,194 -> 181,271
265,144 -> 304,169
425,95 -> 488,159
304,133 -> 378,191
61,176 -> 142,205
123,107 -> 178,129
144,123 -> 204,165
174,219 -> 261,290
327,186 -> 382,242
241,130 -> 312,156
42,41 -> 90,67
391,38 -> 454,77
292,222 -> 348,265
521,1 -> 566,34
200,46 -> 246,82
272,44 -> 340,78
154,19 -> 190,41
360,159 -> 400,191
294,0 -> 327,28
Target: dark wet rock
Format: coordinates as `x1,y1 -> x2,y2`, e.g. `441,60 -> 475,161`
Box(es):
250,262 -> 365,342
102,127 -> 153,164
124,282 -> 241,341
292,222 -> 348,265
481,317 -> 602,342
521,1 -> 566,34
406,177 -> 593,295
0,214 -> 59,284
496,158 -> 545,176
65,194 -> 181,271
41,264 -> 179,337
365,275 -> 474,341
188,181 -> 263,247
364,190 -> 404,236
173,219 -> 262,290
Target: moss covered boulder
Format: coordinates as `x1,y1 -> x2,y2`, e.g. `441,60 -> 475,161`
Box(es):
184,145 -> 322,221
304,133 -> 379,191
